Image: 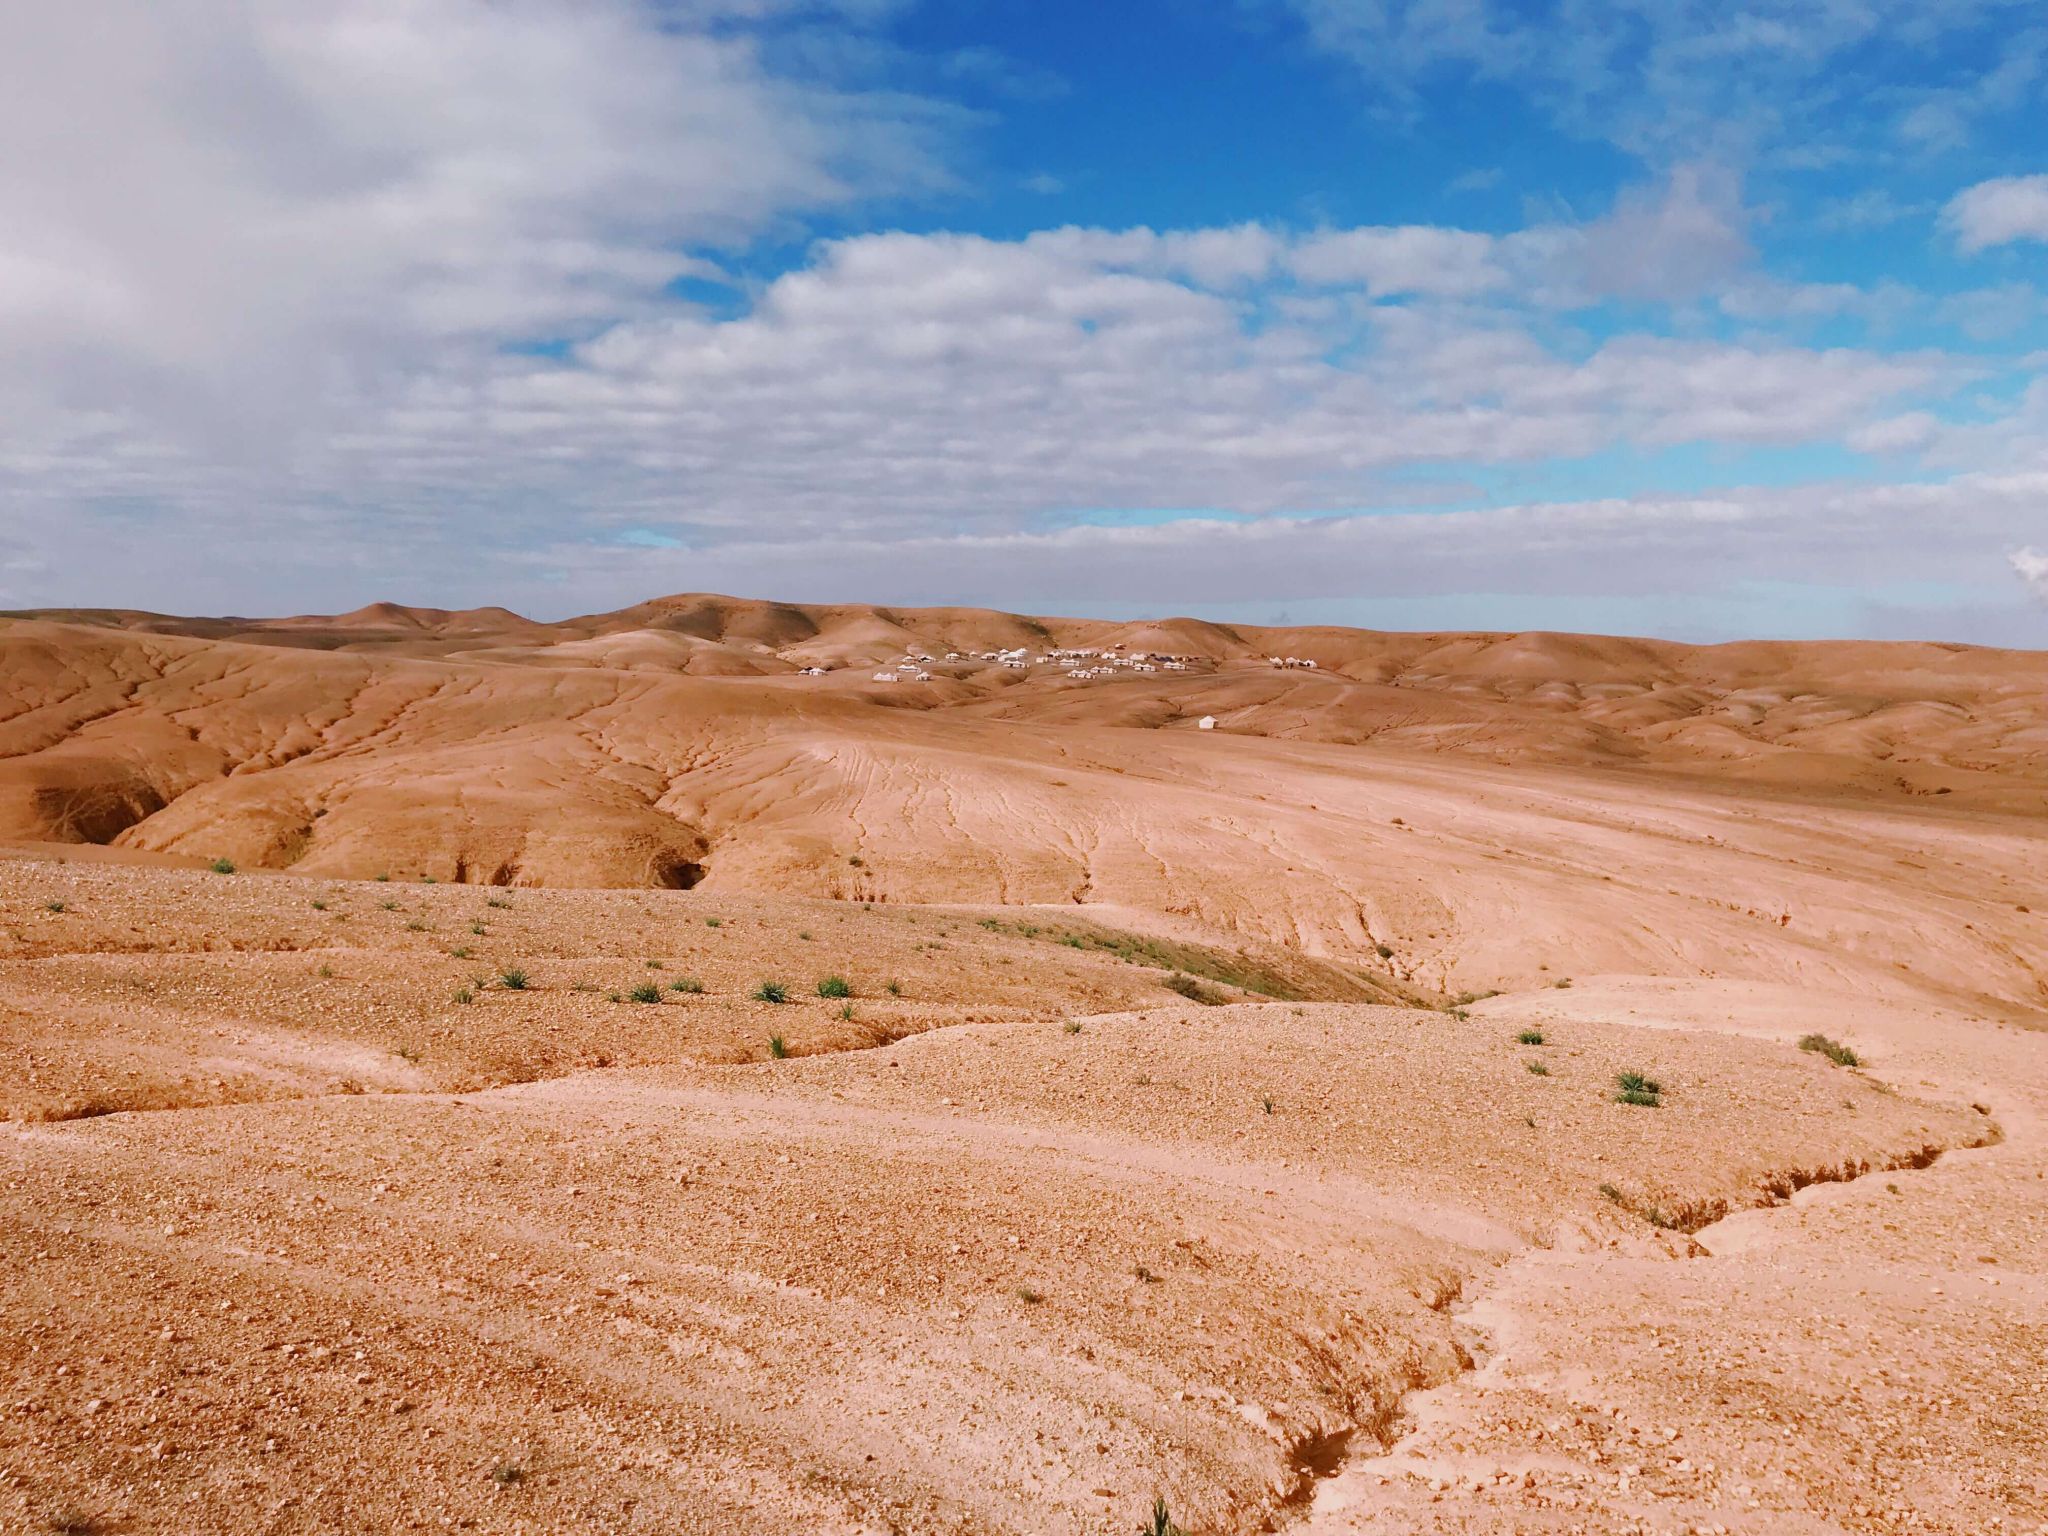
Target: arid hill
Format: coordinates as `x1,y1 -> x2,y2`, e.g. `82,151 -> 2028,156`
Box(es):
1,595 -> 2045,1534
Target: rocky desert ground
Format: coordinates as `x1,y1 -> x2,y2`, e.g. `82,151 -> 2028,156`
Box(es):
1,593 -> 2043,1535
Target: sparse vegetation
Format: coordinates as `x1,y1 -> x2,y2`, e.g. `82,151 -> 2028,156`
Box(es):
817,975 -> 852,998
1517,1028 -> 1545,1044
1260,1093 -> 1275,1114
317,963 -> 334,979
210,857 -> 236,874
1142,1496 -> 1185,1536
767,1034 -> 789,1059
498,968 -> 530,991
404,920 -> 426,932
452,987 -> 474,1005
1064,1020 -> 1083,1034
44,900 -> 65,913
705,917 -> 721,928
645,958 -> 663,969
310,899 -> 327,910
754,980 -> 789,1004
628,982 -> 662,1004
1799,1033 -> 1861,1067
1614,1070 -> 1662,1107
487,897 -> 510,909
470,921 -> 486,934
1164,972 -> 1222,1004
1375,943 -> 1395,959
669,977 -> 704,994
491,1464 -> 524,1486
885,979 -> 902,996
450,945 -> 471,959
1525,1059 -> 1550,1075
378,899 -> 399,911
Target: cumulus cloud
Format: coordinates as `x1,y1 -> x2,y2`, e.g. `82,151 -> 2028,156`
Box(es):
0,0 -> 948,436
1945,175 -> 2048,252
2014,547 -> 2048,601
0,5 -> 2026,642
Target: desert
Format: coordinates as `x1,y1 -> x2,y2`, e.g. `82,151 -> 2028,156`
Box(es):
0,594 -> 2042,1535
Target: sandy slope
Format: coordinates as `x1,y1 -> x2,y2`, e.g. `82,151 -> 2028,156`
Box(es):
0,595 -> 2044,1534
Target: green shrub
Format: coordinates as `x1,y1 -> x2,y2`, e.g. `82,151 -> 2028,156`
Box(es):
1143,1496 -> 1185,1536
210,857 -> 236,875
753,980 -> 788,1004
498,968 -> 530,991
1517,1028 -> 1545,1045
1164,972 -> 1222,1004
705,917 -> 722,928
669,977 -> 704,994
817,975 -> 852,999
1525,1060 -> 1550,1076
1614,1070 -> 1662,1107
1063,1020 -> 1083,1035
628,982 -> 662,1004
452,987 -> 474,1005
43,900 -> 65,913
885,979 -> 902,996
1798,1033 -> 1860,1067
767,1034 -> 789,1059
310,899 -> 327,911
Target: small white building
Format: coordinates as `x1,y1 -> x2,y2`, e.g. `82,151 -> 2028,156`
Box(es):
1197,715 -> 1217,730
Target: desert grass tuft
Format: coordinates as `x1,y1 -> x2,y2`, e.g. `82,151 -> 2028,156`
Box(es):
1798,1033 -> 1861,1067
1614,1070 -> 1662,1107
816,975 -> 852,998
1516,1028 -> 1544,1045
767,1034 -> 789,1059
498,968 -> 530,991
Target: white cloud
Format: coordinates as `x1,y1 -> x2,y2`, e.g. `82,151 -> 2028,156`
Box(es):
1290,227 -> 1505,295
1277,1 -> 2041,164
1945,175 -> 2048,252
0,0 -> 948,436
2014,547 -> 2048,601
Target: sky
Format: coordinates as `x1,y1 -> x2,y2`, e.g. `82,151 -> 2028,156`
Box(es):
3,0 -> 2047,643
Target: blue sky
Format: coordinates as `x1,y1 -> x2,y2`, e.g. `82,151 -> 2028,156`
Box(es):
2,0 -> 2046,641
